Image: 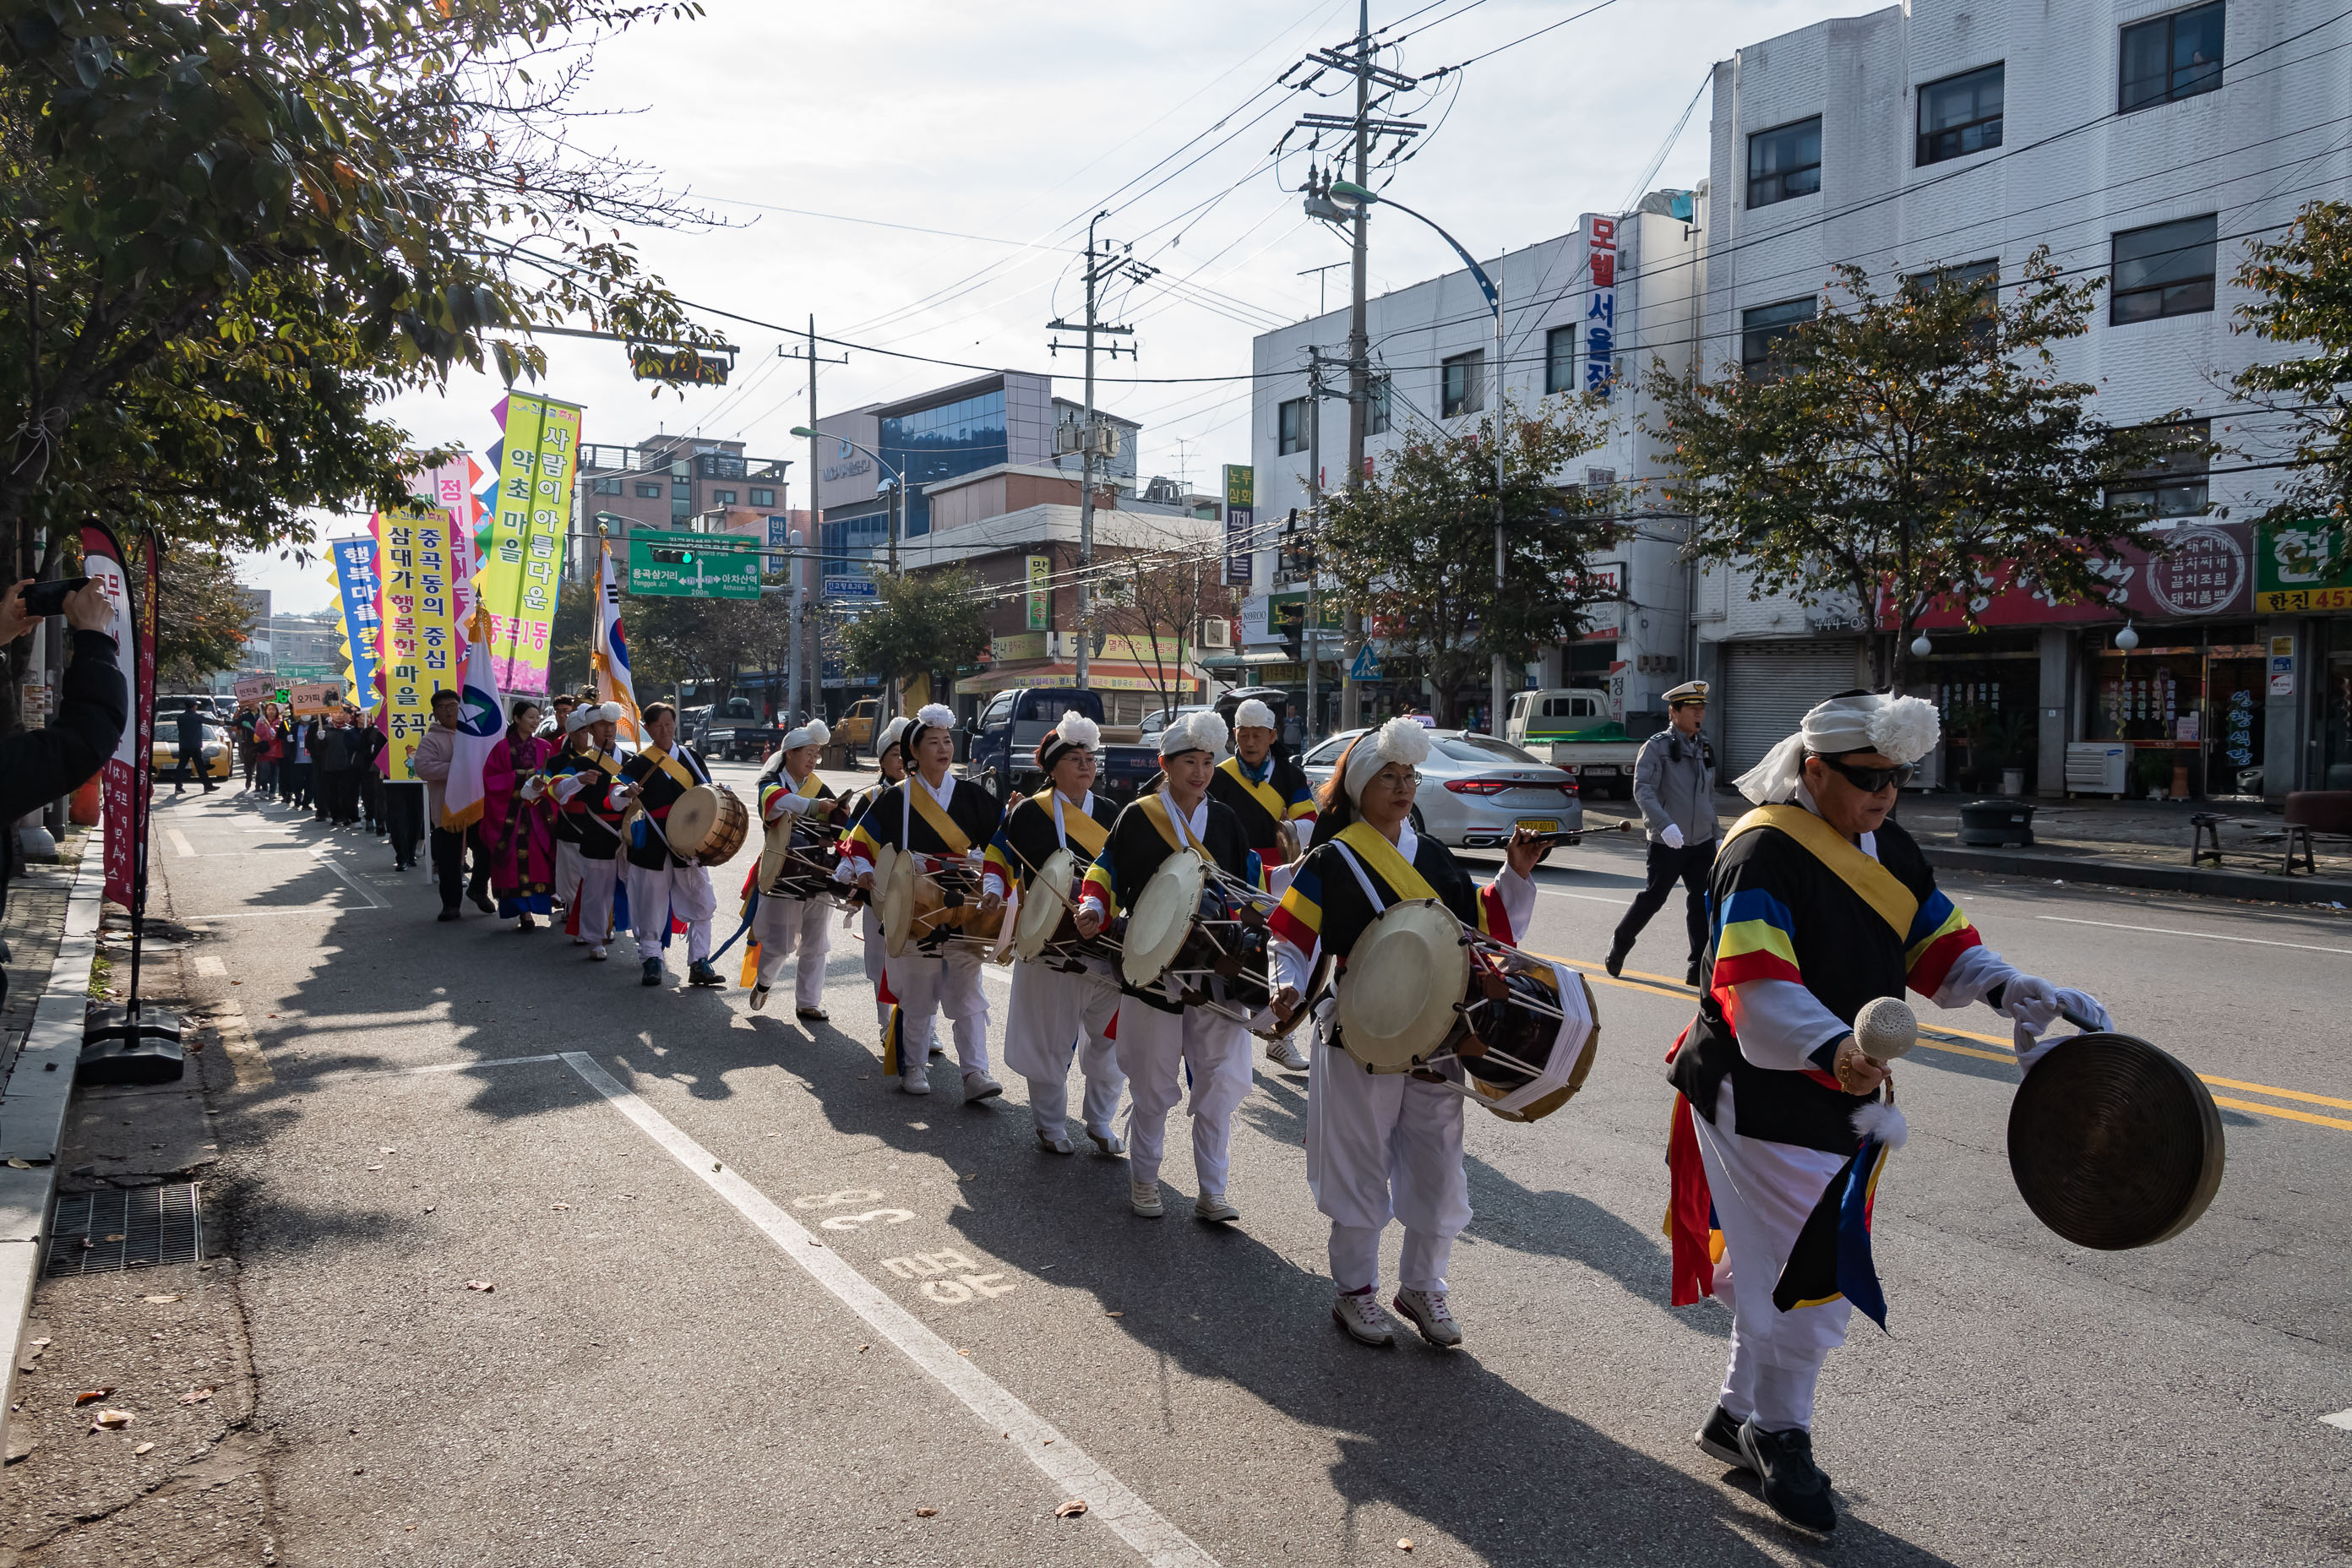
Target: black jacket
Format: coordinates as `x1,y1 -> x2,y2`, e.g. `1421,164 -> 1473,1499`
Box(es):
1,629 -> 128,926
174,707 -> 206,751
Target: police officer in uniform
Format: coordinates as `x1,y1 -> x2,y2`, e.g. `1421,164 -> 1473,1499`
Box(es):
1608,680 -> 1718,986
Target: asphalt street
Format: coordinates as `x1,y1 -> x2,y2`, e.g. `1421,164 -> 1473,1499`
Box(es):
145,765 -> 2352,1565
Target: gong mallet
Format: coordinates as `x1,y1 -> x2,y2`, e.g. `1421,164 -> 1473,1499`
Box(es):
1852,994 -> 1920,1063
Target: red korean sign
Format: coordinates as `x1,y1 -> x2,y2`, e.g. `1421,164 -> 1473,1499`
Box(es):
1878,521 -> 2252,629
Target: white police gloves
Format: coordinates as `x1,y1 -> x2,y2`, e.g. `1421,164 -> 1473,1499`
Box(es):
1660,823 -> 1685,850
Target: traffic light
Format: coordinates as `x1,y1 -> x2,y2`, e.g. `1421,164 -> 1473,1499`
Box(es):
1272,599 -> 1305,662
648,546 -> 697,565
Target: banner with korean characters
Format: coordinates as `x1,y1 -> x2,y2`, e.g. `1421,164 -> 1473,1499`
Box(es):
2254,521 -> 2352,613
373,506 -> 463,781
329,535 -> 383,707
482,392 -> 582,693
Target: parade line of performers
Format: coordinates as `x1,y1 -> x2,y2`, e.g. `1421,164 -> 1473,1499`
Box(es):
435,687 -> 2112,1538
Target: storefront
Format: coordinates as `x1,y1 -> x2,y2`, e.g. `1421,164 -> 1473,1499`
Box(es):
1897,630 -> 2040,793
2081,623 -> 2266,798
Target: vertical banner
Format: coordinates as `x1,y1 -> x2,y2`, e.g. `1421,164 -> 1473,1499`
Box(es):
414,455 -> 485,626
1584,215 -> 1617,399
591,537 -> 643,744
484,392 -> 583,694
1222,464 -> 1255,588
374,507 -> 463,781
329,536 -> 383,706
79,522 -> 145,908
1026,554 -> 1051,630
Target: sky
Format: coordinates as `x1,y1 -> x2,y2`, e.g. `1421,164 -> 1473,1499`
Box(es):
240,0 -> 1844,613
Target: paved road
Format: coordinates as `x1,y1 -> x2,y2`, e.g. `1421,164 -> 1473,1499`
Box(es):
147,769 -> 2352,1565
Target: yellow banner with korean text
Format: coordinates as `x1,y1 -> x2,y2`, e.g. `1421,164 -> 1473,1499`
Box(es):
482,390 -> 582,694
374,506 -> 464,781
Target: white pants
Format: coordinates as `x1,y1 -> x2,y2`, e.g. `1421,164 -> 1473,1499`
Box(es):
1004,959 -> 1124,1141
1691,1080 -> 1851,1434
1114,999 -> 1253,1194
554,841 -> 585,913
883,947 -> 989,1080
1306,1036 -> 1470,1295
625,860 -> 717,966
569,856 -> 619,947
752,891 -> 832,1010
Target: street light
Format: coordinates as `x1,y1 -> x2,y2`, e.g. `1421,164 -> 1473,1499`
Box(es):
1328,182 -> 1512,734
790,426 -> 911,580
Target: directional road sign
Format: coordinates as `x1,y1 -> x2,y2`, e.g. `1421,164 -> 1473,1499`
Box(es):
626,530 -> 762,600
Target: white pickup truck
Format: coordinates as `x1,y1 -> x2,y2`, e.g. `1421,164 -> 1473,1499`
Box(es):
1505,688 -> 1644,800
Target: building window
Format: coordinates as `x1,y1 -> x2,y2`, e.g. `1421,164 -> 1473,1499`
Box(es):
1544,327 -> 1577,395
672,481 -> 691,498
1368,378 -> 1391,435
591,476 -> 623,495
749,487 -> 776,507
635,482 -> 662,498
1903,259 -> 2000,346
1741,297 -> 1817,378
1440,350 -> 1485,419
1277,397 -> 1309,456
1747,116 -> 1822,208
2111,215 -> 2218,324
2110,419 -> 2213,519
2121,3 -> 2224,112
712,489 -> 737,505
1918,63 -> 2003,166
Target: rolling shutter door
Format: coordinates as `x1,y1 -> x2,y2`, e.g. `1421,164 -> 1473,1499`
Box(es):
1722,642 -> 1865,775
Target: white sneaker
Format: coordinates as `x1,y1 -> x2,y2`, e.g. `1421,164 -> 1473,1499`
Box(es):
571,935 -> 589,947
1129,1180 -> 1163,1217
1035,1129 -> 1075,1156
1194,1190 -> 1239,1224
1392,1287 -> 1462,1348
749,985 -> 770,1011
1087,1128 -> 1127,1157
1265,1036 -> 1310,1072
962,1071 -> 1003,1103
588,946 -> 607,962
899,1072 -> 932,1096
1331,1289 -> 1396,1347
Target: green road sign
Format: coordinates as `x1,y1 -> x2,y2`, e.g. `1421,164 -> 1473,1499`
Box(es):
626,529 -> 763,600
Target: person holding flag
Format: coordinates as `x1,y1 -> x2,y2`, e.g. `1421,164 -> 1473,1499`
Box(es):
591,537 -> 643,744
479,697 -> 557,930
546,701 -> 629,960
612,701 -> 722,988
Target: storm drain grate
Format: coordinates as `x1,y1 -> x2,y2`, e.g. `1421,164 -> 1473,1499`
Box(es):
45,1184 -> 204,1276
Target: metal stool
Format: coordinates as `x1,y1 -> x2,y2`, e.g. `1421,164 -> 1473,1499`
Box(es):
2283,823 -> 2317,876
2188,813 -> 2227,868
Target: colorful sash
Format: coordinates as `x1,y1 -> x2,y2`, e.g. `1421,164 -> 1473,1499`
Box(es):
1722,803 -> 1917,939
1038,787 -> 1108,859
906,776 -> 972,857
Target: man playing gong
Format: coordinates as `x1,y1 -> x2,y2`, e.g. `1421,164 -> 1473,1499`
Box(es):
612,701 -> 724,989
747,717 -> 841,1018
1665,690 -> 2109,1534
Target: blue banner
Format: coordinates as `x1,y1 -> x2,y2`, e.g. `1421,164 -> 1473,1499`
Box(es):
330,535 -> 384,708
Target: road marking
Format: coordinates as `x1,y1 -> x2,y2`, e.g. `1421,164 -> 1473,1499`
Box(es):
558,1051 -> 1220,1568
308,846 -> 390,909
2209,1096 -> 2352,1132
181,905 -> 384,920
2197,1075 -> 2352,1111
205,1002 -> 273,1087
2323,1410 -> 2352,1432
2033,915 -> 2352,956
1533,887 -> 1633,906
193,955 -> 226,977
166,829 -> 195,858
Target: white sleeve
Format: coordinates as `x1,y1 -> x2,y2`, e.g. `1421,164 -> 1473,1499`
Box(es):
1486,863 -> 1538,942
1728,978 -> 1851,1072
1932,943 -> 2022,1011
551,772 -> 590,803
1271,934 -> 1317,997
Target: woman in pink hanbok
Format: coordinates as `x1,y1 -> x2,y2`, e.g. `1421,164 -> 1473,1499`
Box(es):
482,699 -> 557,930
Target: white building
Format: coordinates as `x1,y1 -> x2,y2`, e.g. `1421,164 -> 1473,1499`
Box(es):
1695,0 -> 2351,796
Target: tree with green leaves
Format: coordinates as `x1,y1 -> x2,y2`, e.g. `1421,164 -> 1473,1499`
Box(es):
2232,199 -> 2352,574
1317,394 -> 1619,729
841,568 -> 991,713
627,584 -> 794,717
1646,249 -> 2202,690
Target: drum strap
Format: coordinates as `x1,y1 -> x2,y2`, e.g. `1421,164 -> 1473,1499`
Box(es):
904,776 -> 972,857
1137,792 -> 1212,865
1333,822 -> 1440,906
646,745 -> 698,792
1722,804 -> 1916,939
1037,789 -> 1108,858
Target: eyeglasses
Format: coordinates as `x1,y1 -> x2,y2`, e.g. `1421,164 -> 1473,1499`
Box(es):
1371,769 -> 1422,790
1817,755 -> 1915,793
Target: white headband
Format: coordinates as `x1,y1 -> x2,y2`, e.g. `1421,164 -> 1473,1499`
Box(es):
1158,709 -> 1228,758
1734,692 -> 1941,805
1343,717 -> 1433,803
1233,698 -> 1276,732
781,717 -> 831,753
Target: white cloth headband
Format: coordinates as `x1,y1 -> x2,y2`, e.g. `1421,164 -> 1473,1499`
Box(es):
1734,692 -> 1941,805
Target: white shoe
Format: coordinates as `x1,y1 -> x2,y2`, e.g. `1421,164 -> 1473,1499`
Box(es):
749,985 -> 770,1011
1331,1290 -> 1396,1347
962,1071 -> 1003,1103
1265,1036 -> 1310,1072
588,946 -> 607,962
1392,1287 -> 1462,1348
571,935 -> 588,947
1087,1129 -> 1127,1157
1129,1180 -> 1163,1217
1194,1190 -> 1239,1224
1035,1129 -> 1075,1156
899,1072 -> 932,1096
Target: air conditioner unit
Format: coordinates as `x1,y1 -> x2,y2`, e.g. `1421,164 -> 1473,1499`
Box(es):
2065,742 -> 2129,796
1200,618 -> 1232,650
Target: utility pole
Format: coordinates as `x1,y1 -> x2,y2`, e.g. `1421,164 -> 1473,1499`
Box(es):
1489,259 -> 1509,737
1047,211 -> 1135,693
780,320 -> 847,722
1304,351 -> 1326,743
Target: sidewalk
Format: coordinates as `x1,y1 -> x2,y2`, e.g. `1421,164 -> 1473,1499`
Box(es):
1581,791 -> 2352,907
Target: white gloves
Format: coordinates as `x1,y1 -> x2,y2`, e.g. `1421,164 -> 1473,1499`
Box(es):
2001,976 -> 2113,1073
519,776 -> 546,803
1660,823 -> 1685,850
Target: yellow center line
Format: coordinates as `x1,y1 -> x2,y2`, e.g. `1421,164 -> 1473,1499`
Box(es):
2209,1096 -> 2352,1133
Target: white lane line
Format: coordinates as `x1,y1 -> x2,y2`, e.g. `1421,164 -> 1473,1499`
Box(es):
281,1053 -> 569,1086
558,1051 -> 1220,1568
309,846 -> 390,909
2034,914 -> 2352,956
1534,887 -> 1632,906
166,828 -> 195,858
181,905 -> 384,920
2323,1409 -> 2352,1432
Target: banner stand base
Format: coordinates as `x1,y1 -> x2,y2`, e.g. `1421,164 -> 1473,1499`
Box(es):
79,1004 -> 187,1086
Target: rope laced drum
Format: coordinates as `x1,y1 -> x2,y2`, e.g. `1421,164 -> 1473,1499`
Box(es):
664,783 -> 749,865
1333,899 -> 1600,1123
759,807 -> 846,905
1011,848 -> 1123,966
879,846 -> 1008,959
1119,853 -> 1291,1033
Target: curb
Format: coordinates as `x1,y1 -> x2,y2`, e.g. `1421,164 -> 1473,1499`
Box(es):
1920,843 -> 2352,905
0,823 -> 106,1417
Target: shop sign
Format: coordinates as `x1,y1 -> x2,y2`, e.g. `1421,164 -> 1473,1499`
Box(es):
2254,522 -> 2352,613
1881,521 -> 2254,629
1573,564 -> 1620,639
992,632 -> 1048,662
1239,594 -> 1272,645
1268,590 -> 1342,632
1026,554 -> 1051,629
1584,215 -> 1616,399
1223,465 -> 1255,588
2269,634 -> 2296,698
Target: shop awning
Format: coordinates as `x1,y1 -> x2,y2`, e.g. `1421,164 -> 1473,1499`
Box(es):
955,659 -> 1209,695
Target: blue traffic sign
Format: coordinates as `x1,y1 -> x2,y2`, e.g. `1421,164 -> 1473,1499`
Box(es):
1348,647 -> 1384,681
825,576 -> 879,600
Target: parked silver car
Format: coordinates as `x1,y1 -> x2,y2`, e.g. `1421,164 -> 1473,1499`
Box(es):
1298,729 -> 1582,849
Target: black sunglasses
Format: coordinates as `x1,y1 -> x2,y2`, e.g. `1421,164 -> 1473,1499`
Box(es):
1817,755 -> 1915,792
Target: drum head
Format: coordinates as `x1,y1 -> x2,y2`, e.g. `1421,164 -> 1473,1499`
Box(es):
876,846 -> 915,957
1015,849 -> 1076,961
1122,854 -> 1206,988
2007,1032 -> 2224,1250
1338,901 -> 1472,1070
667,784 -> 718,856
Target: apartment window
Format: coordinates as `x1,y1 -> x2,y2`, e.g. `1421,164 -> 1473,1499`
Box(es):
749,487 -> 776,507
591,476 -> 623,495
1367,378 -> 1391,436
2110,419 -> 2213,518
713,489 -> 738,505
672,481 -> 691,498
2111,215 -> 2217,324
1277,397 -> 1309,455
1748,116 -> 1822,208
1741,297 -> 1817,378
2121,3 -> 2224,112
635,482 -> 662,498
1544,326 -> 1577,395
1918,63 -> 2003,166
1903,259 -> 2001,346
1441,350 -> 1485,418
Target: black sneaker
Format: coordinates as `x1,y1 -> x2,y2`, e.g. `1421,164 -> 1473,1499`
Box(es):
1694,1405 -> 1750,1470
1737,1419 -> 1836,1533
1604,945 -> 1627,978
